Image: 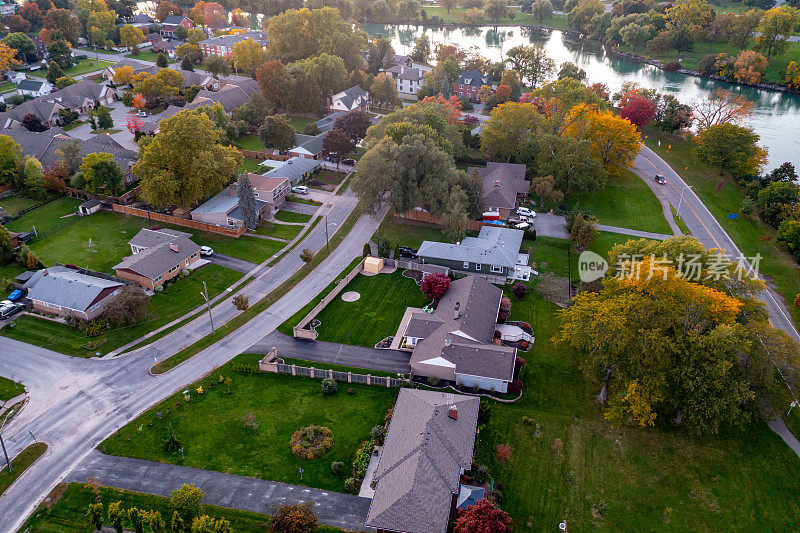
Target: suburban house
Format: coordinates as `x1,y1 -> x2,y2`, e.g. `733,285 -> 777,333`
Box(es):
150,39 -> 179,58
198,30 -> 267,58
453,69 -> 493,101
385,65 -> 425,98
190,183 -> 270,228
23,266 -> 123,321
218,76 -> 260,97
396,275 -> 518,393
5,71 -> 26,84
248,173 -> 290,206
417,226 -> 526,281
49,79 -> 115,114
328,85 -> 370,112
144,32 -> 163,44
0,97 -> 64,128
365,389 -> 480,533
261,157 -> 320,187
102,59 -> 159,81
471,162 -> 529,218
159,14 -> 194,37
288,132 -> 326,159
16,79 -> 53,97
316,110 -> 380,133
114,228 -> 201,290
191,86 -> 250,114
180,70 -> 218,90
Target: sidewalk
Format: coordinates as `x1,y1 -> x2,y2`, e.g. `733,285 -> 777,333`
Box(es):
66,451 -> 371,532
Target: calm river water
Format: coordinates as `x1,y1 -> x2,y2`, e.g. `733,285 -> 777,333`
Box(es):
362,23 -> 800,170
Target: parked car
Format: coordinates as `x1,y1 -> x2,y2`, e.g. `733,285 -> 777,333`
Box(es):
398,246 -> 418,257
341,158 -> 356,166
516,207 -> 536,218
292,185 -> 308,195
514,222 -> 530,230
7,289 -> 22,301
199,246 -> 214,257
654,174 -> 666,184
0,303 -> 22,319
136,111 -> 147,117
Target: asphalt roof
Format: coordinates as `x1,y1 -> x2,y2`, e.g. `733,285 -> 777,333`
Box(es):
262,157 -> 320,181
24,266 -> 122,312
17,79 -> 47,92
470,162 -> 528,211
199,30 -> 267,48
114,236 -> 200,280
331,85 -> 369,111
128,228 -> 193,249
315,110 -> 347,133
366,389 -> 479,533
291,132 -> 325,156
455,69 -> 491,87
190,191 -> 239,215
192,87 -> 249,113
162,14 -> 190,25
418,226 -> 524,269
51,79 -> 107,108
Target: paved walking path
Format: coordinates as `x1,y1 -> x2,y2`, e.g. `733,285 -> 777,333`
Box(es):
66,451 -> 371,532
534,213 -> 672,241
0,393 -> 26,417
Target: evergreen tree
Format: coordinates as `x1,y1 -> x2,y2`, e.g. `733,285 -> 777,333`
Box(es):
156,52 -> 168,68
237,172 -> 258,230
181,55 -> 193,71
46,61 -> 63,84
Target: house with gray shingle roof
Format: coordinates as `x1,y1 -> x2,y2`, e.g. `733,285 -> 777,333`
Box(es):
49,79 -> 114,113
453,69 -> 492,102
190,180 -> 271,228
102,59 -> 160,81
288,132 -> 326,160
471,162 -> 529,218
114,228 -> 201,290
16,79 -> 53,97
159,14 -> 194,38
365,389 -> 480,533
199,30 -> 267,58
329,85 -> 370,112
23,266 -> 123,321
191,86 -> 249,113
417,226 -> 524,279
261,157 -> 320,187
0,97 -> 64,128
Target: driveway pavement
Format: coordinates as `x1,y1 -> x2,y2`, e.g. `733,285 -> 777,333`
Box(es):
250,331 -> 411,373
67,451 -> 372,532
208,253 -> 258,273
532,213 -> 671,241
279,201 -> 320,216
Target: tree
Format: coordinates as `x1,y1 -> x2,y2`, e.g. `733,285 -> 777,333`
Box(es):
81,152 -> 121,194
785,61 -> 800,90
421,272 -> 451,299
270,501 -> 318,533
370,73 -> 399,108
0,43 -> 17,74
170,484 -> 203,524
174,25 -> 188,40
258,115 -> 296,151
191,515 -> 230,533
4,33 -> 36,62
230,38 -> 267,74
0,135 -> 22,186
108,501 -> 124,533
0,227 -> 14,265
757,181 -> 800,227
531,0 -> 554,22
114,65 -> 135,86
154,52 -> 168,69
233,294 -> 249,310
103,285 -> 150,326
441,0 -> 458,11
46,61 -> 64,84
619,22 -> 649,51
42,8 -> 81,45
134,109 -> 242,208
730,9 -> 764,49
149,511 -> 165,533
181,55 -> 194,72
322,129 -> 354,167
232,93 -> 270,128
333,110 -> 371,142
295,53 -> 348,97
176,43 -> 202,65
453,498 -> 513,533
203,55 -> 229,78
95,106 -> 113,130
19,1 -> 43,30
86,502 -> 103,531
620,95 -> 657,128
21,113 -> 49,132
695,123 -> 767,179
693,89 -> 754,131
567,0 -> 605,32
187,28 -> 206,45
171,510 -> 185,533
777,220 -> 800,262
46,39 -> 73,69
133,69 -> 184,103
398,0 -> 421,19
564,105 -> 641,175
237,173 -> 258,230
754,5 -> 799,59
5,15 -> 31,34
505,44 -> 555,87
410,36 -> 431,64
155,0 -> 181,21
256,59 -> 291,109
485,0 -> 509,26
766,162 -> 798,183
733,50 -> 768,83
557,61 -> 585,81
56,139 -> 82,174
128,507 -> 146,533
480,102 -> 540,162
665,0 -> 715,37
530,175 -> 565,206
22,156 -> 46,199
119,24 -> 145,49
567,210 -> 598,249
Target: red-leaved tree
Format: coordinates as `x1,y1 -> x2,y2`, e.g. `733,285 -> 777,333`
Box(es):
421,273 -> 450,300
132,93 -> 146,109
495,84 -> 511,103
126,116 -> 144,134
620,95 -> 657,128
453,498 -> 513,533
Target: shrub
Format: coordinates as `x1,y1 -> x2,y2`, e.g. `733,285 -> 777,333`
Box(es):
427,375 -> 440,386
377,239 -> 392,257
521,415 -> 535,426
321,378 -> 338,395
362,243 -> 370,257
352,440 -> 372,479
453,498 -> 512,532
471,463 -> 488,483
509,380 -> 523,394
154,284 -> 164,293
108,501 -> 124,533
300,248 -> 314,262
86,502 -> 104,530
370,425 -> 387,445
162,426 -> 181,452
270,501 -> 318,533
421,273 -> 450,300
495,443 -> 513,463
664,61 -> 681,71
233,294 -> 250,310
343,477 -> 359,493
511,282 -> 527,299
331,461 -> 344,475
478,399 -> 492,425
289,425 -> 334,459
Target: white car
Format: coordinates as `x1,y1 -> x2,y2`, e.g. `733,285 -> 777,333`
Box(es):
514,222 -> 530,230
516,207 -> 536,218
292,185 -> 308,195
136,111 -> 147,117
199,246 -> 214,257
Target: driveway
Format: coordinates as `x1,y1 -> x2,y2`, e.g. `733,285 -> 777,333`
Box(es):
278,201 -> 319,216
208,253 -> 258,274
250,331 -> 411,374
531,213 -> 672,241
66,450 -> 372,532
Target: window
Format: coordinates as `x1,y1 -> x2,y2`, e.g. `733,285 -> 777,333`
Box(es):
491,265 -> 503,273
463,261 -> 469,269
475,264 -> 481,271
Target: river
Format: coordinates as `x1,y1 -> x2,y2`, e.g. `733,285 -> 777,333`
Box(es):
361,23 -> 800,170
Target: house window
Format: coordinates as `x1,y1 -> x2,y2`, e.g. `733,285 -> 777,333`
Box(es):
463,261 -> 469,269
491,265 -> 503,273
476,264 -> 481,271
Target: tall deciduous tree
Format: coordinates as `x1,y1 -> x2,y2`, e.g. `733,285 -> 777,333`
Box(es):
480,102 -> 541,161
43,8 -> 82,44
564,104 -> 641,175
754,5 -> 799,59
170,484 -> 203,524
256,59 -> 291,109
230,38 -> 267,74
322,128 -> 354,167
134,109 -> 242,208
693,89 -> 754,131
505,44 -> 555,87
620,95 -> 657,128
695,123 -> 767,178
369,72 -> 399,109
0,135 -> 22,185
258,115 -> 296,151
119,24 -> 145,49
155,0 -> 181,21
333,110 -> 372,142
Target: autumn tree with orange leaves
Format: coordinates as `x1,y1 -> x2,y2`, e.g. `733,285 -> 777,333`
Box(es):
555,236 -> 800,435
692,89 -> 754,132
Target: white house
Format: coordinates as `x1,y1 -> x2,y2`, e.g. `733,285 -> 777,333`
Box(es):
16,79 -> 53,97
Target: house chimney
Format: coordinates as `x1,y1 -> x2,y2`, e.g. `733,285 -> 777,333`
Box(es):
42,269 -> 48,276
400,66 -> 405,75
448,405 -> 458,420
169,243 -> 179,253
494,179 -> 501,188
453,302 -> 460,320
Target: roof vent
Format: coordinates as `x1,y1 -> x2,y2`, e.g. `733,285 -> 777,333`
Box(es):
453,302 -> 460,320
448,405 -> 458,420
42,269 -> 48,276
169,243 -> 179,253
444,339 -> 451,347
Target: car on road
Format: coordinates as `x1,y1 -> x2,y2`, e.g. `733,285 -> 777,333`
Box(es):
341,158 -> 356,166
292,185 -> 309,195
136,111 -> 147,117
7,289 -> 22,301
398,246 -> 418,257
199,246 -> 214,257
516,207 -> 536,218
654,174 -> 666,184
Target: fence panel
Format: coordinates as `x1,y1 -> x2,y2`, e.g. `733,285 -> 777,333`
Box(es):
332,371 -> 349,381
112,204 -> 246,237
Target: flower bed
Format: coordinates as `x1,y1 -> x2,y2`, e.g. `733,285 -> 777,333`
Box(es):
289,425 -> 334,459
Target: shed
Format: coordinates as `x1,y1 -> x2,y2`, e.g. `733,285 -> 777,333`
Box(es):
364,256 -> 384,274
78,198 -> 102,216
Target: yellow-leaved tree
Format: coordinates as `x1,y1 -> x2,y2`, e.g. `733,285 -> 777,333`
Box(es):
564,104 -> 640,175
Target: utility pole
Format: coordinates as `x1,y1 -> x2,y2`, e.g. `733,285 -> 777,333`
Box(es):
676,184 -> 692,218
325,214 -> 329,253
201,281 -> 214,332
0,415 -> 11,473
86,238 -> 97,271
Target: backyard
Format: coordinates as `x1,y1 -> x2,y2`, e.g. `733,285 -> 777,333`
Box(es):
0,195 -> 42,217
99,353 -> 396,493
28,58 -> 114,79
313,270 -> 430,347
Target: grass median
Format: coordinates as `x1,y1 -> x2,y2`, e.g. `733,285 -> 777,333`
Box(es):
0,442 -> 47,497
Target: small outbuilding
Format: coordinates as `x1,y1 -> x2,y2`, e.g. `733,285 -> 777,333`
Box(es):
78,198 -> 102,216
363,256 -> 384,274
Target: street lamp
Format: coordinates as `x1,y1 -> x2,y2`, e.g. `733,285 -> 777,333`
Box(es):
200,281 -> 214,332
676,184 -> 693,218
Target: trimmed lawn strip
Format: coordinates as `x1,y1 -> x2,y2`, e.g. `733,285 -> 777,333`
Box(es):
643,129 -> 800,327
308,170 -> 347,191
28,58 -> 114,78
21,482 -> 346,533
285,194 -> 322,206
0,375 -> 24,402
0,196 -> 40,216
103,353 -> 396,493
1,266 -> 242,357
671,205 -> 690,235
314,270 -> 430,347
0,262 -> 26,284
151,203 -> 365,374
276,356 -> 399,378
191,233 -> 284,264
124,50 -> 174,63
274,210 -> 312,223
254,222 -> 302,240
0,442 -> 47,497
5,196 -> 82,234
289,116 -> 315,133
238,157 -> 263,174
266,217 -> 322,267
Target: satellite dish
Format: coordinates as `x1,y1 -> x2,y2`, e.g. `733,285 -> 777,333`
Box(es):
559,521 -> 567,531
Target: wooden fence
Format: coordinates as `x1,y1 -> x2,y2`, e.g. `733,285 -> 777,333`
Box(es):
240,150 -> 291,162
66,186 -> 141,205
112,204 -> 246,237
399,209 -> 485,231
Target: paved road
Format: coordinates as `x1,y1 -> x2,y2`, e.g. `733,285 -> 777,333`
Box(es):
0,189 -> 387,531
208,252 -> 258,273
67,451 -> 372,532
250,331 -> 411,373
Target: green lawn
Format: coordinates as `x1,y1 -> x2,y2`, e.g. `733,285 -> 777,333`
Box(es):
254,221 -> 302,240
196,233 -> 284,263
20,482 -> 346,533
0,443 -> 47,497
471,286 -> 800,530
308,170 -> 347,191
289,116 -> 316,133
28,58 -> 114,79
0,375 -> 24,402
375,215 -> 479,249
5,197 -> 82,234
314,270 -> 430,347
238,157 -> 263,174
274,210 -> 312,223
237,134 -> 266,152
0,81 -> 15,93
0,265 -> 241,357
642,128 -> 800,328
0,196 -> 40,217
419,6 -> 568,28
100,353 -> 396,493
124,50 -> 174,63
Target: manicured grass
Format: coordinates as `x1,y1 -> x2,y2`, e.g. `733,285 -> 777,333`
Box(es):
21,482 -> 345,533
198,233 -> 284,263
642,128 -> 800,328
0,81 -> 15,93
0,196 -> 40,216
100,353 -> 396,493
375,215 -> 479,249
0,265 -> 242,357
29,58 -> 114,79
5,196 -> 82,234
417,6 -> 568,28
237,134 -> 266,152
274,210 -> 312,223
0,262 -> 26,284
314,270 -> 431,347
472,289 -> 800,530
308,170 -> 347,191
238,157 -> 263,174
564,169 -> 672,234
124,50 -> 174,63
0,443 -> 47,497
254,221 -> 302,240
285,194 -> 322,206
277,356 -> 400,378
0,375 -> 24,402
289,116 -> 315,133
